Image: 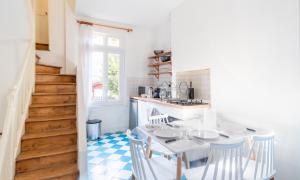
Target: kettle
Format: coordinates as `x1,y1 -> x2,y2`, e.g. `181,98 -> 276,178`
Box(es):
148,87 -> 153,98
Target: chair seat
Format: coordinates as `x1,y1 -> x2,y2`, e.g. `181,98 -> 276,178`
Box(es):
139,156 -> 177,180
151,141 -> 174,156
184,161 -> 242,180
185,164 -> 217,180
243,159 -> 276,180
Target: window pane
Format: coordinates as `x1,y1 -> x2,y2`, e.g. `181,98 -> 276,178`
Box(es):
92,33 -> 104,46
107,37 -> 120,47
91,52 -> 105,100
107,53 -> 120,100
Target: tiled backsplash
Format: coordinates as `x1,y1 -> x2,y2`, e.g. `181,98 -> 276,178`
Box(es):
176,69 -> 211,101
127,77 -> 155,97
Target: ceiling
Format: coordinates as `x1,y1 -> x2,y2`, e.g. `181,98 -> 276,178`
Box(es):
76,0 -> 184,28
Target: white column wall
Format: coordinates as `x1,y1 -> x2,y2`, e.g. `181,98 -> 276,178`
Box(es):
171,0 -> 300,179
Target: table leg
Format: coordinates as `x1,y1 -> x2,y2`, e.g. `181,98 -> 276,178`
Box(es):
146,136 -> 152,159
176,153 -> 182,180
183,152 -> 190,169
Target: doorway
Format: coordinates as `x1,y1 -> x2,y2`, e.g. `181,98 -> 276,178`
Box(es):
35,0 -> 49,51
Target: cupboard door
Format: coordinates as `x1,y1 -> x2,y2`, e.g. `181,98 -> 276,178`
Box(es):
129,99 -> 138,130
137,100 -> 149,126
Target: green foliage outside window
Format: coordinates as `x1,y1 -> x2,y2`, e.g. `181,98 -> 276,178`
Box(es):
108,54 -> 120,99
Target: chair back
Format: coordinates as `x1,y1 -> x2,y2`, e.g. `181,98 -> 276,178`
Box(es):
148,114 -> 169,125
126,130 -> 157,180
243,133 -> 276,180
202,139 -> 245,180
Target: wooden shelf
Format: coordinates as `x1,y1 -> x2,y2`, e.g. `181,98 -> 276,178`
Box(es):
148,50 -> 172,80
148,61 -> 172,67
148,72 -> 172,76
148,51 -> 172,59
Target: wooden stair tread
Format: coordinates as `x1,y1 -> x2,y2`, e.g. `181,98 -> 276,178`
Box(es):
36,64 -> 62,69
36,73 -> 76,76
30,103 -> 76,108
27,115 -> 76,122
17,145 -> 77,161
36,82 -> 76,85
33,92 -> 77,96
15,163 -> 78,180
22,129 -> 77,140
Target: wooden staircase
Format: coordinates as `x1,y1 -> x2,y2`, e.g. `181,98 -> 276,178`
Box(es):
15,64 -> 79,180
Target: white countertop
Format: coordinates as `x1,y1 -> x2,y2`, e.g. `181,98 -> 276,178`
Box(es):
131,97 -> 210,109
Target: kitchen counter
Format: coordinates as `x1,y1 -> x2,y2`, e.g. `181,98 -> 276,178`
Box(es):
131,97 -> 213,129
130,97 -> 210,109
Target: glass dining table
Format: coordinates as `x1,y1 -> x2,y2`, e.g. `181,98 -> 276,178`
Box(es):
133,120 -> 271,180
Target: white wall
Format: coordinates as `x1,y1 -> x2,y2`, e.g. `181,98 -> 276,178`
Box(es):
37,0 -> 66,72
171,0 -> 300,179
0,0 -> 31,40
151,18 -> 173,84
65,0 -> 79,74
0,0 -> 33,131
152,18 -> 171,50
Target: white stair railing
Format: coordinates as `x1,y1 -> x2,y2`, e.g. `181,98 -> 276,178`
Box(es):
0,40 -> 35,180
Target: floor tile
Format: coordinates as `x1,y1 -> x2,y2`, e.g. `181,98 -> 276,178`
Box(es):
88,157 -> 104,164
120,156 -> 131,162
109,140 -> 119,144
122,163 -> 132,171
113,137 -> 123,141
88,151 -> 101,157
120,146 -> 130,151
102,143 -> 114,148
104,148 -> 118,154
111,133 -> 120,137
111,144 -> 122,149
87,141 -> 97,146
114,170 -> 132,179
87,146 -> 99,151
107,154 -> 122,160
124,151 -> 131,156
100,139 -> 111,143
115,150 -> 127,155
98,152 -> 111,158
90,165 -> 106,174
116,141 -> 128,146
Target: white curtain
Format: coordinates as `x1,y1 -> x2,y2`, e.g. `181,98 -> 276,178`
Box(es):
78,25 -> 94,119
76,24 -> 95,178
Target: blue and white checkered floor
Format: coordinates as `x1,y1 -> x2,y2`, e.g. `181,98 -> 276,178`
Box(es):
87,131 -> 186,180
87,132 -> 133,180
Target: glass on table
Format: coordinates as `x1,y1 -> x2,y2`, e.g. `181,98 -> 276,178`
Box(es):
178,126 -> 195,140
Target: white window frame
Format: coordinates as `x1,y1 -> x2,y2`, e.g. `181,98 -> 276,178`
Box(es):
91,30 -> 125,105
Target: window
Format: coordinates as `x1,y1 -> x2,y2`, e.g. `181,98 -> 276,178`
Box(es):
107,37 -> 120,47
91,32 -> 124,103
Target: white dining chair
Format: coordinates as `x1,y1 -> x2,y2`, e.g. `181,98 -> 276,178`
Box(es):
148,114 -> 170,125
126,130 -> 178,180
184,139 -> 245,180
243,133 -> 276,180
146,114 -> 174,158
